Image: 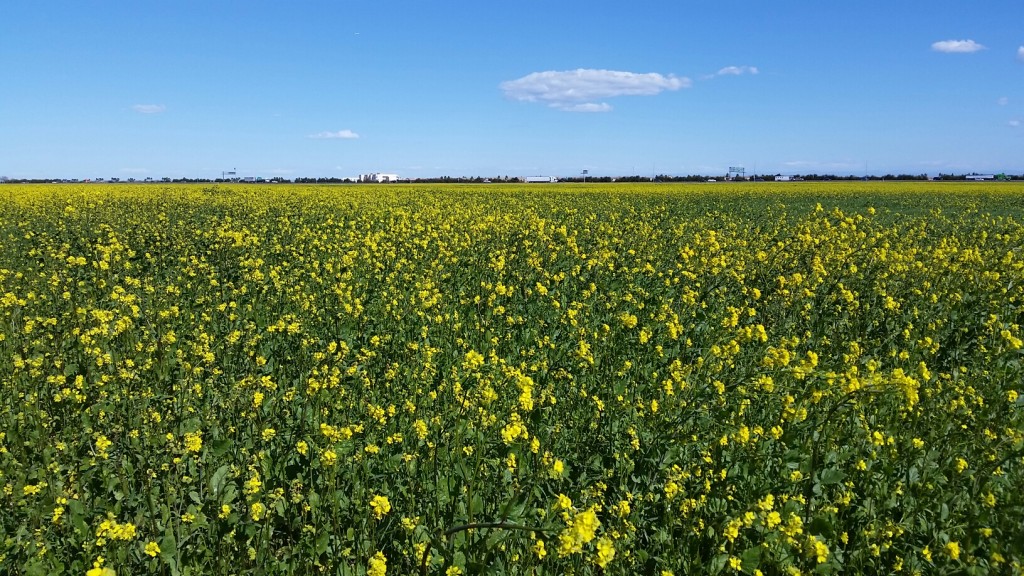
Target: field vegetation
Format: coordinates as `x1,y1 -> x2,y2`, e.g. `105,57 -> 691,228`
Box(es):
1,182 -> 1023,575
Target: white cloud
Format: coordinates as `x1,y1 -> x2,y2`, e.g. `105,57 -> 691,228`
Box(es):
556,102 -> 613,113
998,97 -> 1009,106
132,104 -> 166,114
308,129 -> 359,139
1018,46 -> 1024,61
931,39 -> 985,53
1010,119 -> 1022,128
781,160 -> 862,172
500,69 -> 689,111
716,65 -> 759,76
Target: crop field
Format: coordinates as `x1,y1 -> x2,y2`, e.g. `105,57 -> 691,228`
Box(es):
1,182 -> 1023,575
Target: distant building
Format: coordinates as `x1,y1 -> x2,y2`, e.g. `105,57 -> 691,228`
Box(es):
525,176 -> 557,183
360,173 -> 400,183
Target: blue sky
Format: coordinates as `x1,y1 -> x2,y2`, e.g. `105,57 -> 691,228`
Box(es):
3,1 -> 1023,179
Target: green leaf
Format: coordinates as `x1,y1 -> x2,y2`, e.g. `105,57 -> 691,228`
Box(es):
316,530 -> 330,554
740,546 -> 762,570
211,438 -> 234,458
709,553 -> 730,574
209,464 -> 230,497
161,528 -> 177,559
820,468 -> 845,485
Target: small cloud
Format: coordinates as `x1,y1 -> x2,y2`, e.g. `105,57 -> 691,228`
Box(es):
931,39 -> 985,53
555,102 -> 613,113
716,65 -> 759,76
308,129 -> 360,139
998,97 -> 1009,106
500,68 -> 689,112
132,104 -> 166,114
1018,46 -> 1024,61
781,160 -> 862,172
1010,119 -> 1022,128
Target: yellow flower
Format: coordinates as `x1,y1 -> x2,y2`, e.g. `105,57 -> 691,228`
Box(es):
367,551 -> 387,576
945,541 -> 960,560
261,428 -> 276,441
413,419 -> 429,440
549,459 -> 565,478
445,567 -> 463,576
244,473 -> 262,495
144,541 -> 160,557
86,568 -> 116,576
296,440 -> 308,456
595,537 -> 615,568
320,449 -> 337,467
723,518 -> 742,542
401,516 -> 418,532
95,435 -> 113,458
250,502 -> 265,521
557,505 -> 600,557
533,539 -> 547,559
808,534 -> 829,563
183,431 -> 202,453
370,495 -> 392,520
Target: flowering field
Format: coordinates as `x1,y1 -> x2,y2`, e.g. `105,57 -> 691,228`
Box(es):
1,182 -> 1023,575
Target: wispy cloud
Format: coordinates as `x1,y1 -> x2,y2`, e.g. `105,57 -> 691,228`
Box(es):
500,69 -> 689,112
1010,119 -> 1022,128
998,97 -> 1009,106
308,129 -> 360,139
558,102 -> 613,113
1018,46 -> 1024,61
931,39 -> 985,53
715,65 -> 759,76
781,160 -> 863,172
132,104 -> 166,114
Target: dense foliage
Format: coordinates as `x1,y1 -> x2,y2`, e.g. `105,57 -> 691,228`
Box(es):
1,182 -> 1023,575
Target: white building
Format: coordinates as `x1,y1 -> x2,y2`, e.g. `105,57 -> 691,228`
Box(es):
525,176 -> 558,183
360,173 -> 400,183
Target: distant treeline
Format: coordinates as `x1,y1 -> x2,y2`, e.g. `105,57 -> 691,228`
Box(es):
3,173 -> 1021,184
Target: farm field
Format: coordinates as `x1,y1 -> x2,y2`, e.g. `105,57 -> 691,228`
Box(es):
1,182 -> 1023,575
